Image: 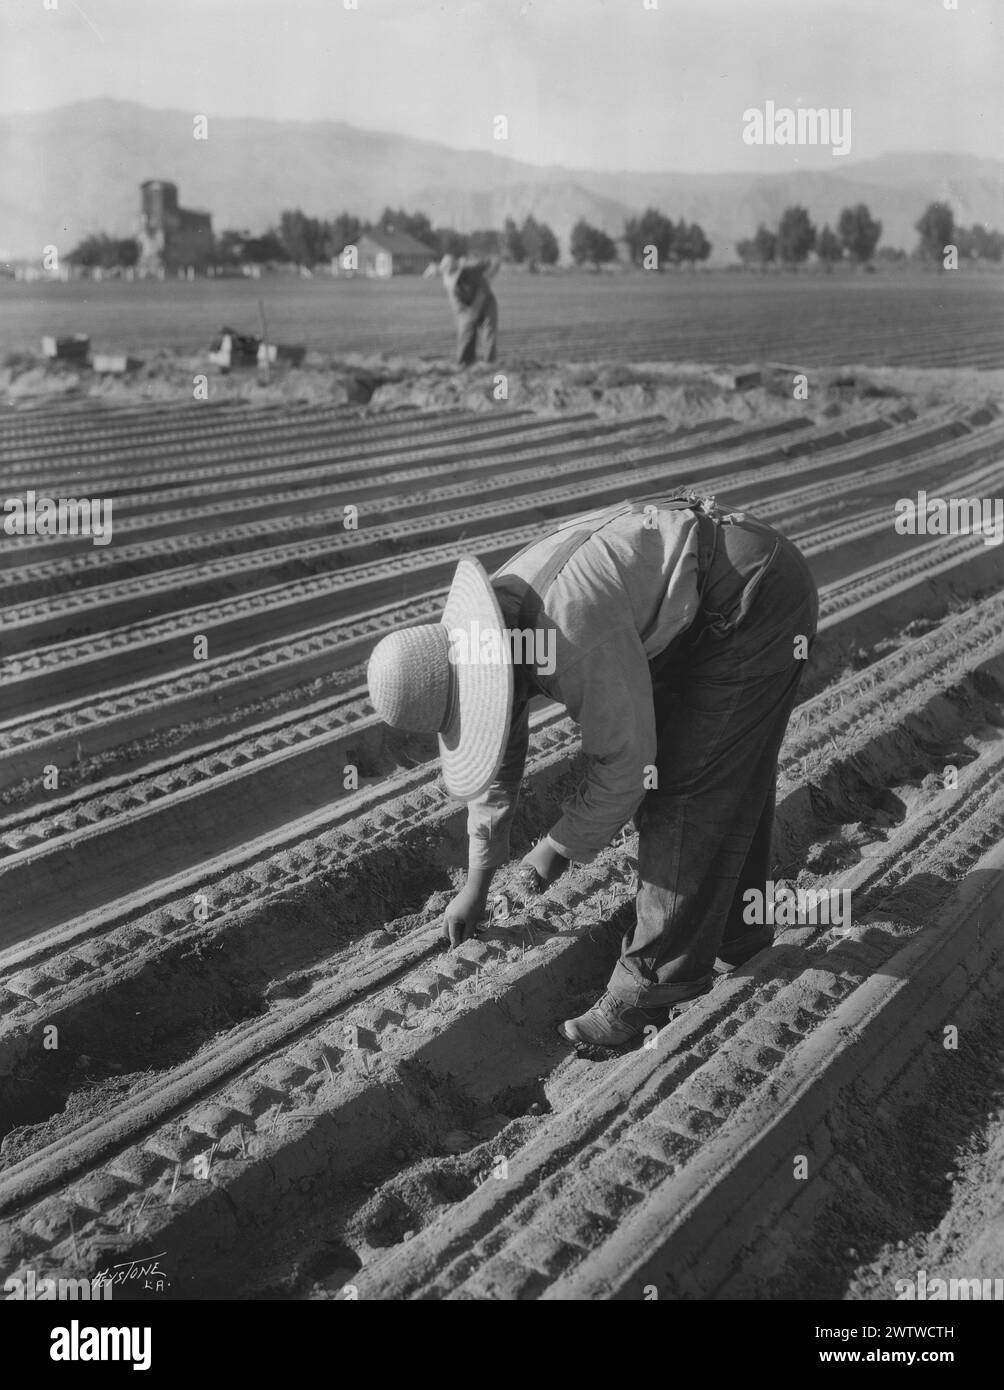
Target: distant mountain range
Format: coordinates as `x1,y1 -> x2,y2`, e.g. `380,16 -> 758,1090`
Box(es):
1,99 -> 1000,262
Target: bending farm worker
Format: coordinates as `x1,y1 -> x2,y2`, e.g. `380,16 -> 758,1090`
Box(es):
367,493 -> 818,1050
439,252 -> 500,367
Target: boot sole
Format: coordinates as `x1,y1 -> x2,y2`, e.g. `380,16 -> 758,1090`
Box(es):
555,1023 -> 631,1060
556,993 -> 705,1057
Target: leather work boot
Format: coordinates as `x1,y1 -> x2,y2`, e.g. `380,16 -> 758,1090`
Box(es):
560,978 -> 711,1049
714,927 -> 774,974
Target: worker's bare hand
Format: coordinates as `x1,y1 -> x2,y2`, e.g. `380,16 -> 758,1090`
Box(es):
518,839 -> 570,894
443,883 -> 490,948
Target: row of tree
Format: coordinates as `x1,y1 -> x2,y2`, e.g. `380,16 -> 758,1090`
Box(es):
65,234 -> 141,270
439,214 -> 562,268
623,210 -> 712,266
566,210 -> 713,268
736,201 -> 1004,269
737,203 -> 882,269
219,208 -> 561,270
65,207 -> 563,272
66,198 -> 1003,272
914,203 -> 1004,263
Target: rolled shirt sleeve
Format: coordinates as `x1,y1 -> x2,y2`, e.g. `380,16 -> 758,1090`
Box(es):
466,690 -> 530,870
465,632 -> 655,870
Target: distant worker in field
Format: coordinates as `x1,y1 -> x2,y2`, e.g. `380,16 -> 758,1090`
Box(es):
439,252 -> 500,368
367,493 -> 819,1051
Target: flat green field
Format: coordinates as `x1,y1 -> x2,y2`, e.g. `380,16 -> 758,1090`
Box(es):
1,268 -> 1001,369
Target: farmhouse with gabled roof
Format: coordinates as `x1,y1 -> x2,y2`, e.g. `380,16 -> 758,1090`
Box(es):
354,228 -> 437,277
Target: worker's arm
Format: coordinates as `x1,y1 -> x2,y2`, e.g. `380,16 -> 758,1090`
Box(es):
544,627 -> 658,861
443,688 -> 530,944
442,863 -> 495,948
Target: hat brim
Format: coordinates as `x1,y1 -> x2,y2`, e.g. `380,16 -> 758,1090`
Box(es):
438,557 -> 513,801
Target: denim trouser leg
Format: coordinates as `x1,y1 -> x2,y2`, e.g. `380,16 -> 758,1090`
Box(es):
721,781 -> 777,946
608,535 -> 818,1006
479,295 -> 498,363
455,310 -> 479,366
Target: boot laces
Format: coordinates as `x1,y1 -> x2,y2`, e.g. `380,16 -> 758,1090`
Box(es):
596,991 -> 624,1021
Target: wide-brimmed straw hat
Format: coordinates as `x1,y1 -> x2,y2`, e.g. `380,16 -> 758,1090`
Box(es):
366,558 -> 513,801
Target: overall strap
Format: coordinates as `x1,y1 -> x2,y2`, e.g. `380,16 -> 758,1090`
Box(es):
494,503 -> 630,578
512,528 -> 593,630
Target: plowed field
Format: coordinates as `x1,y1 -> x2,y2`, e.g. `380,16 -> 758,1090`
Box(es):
2,383 -> 1004,1300
3,270 -> 1003,368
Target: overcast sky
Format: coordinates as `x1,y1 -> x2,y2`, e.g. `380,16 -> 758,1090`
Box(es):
2,0 -> 1000,172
